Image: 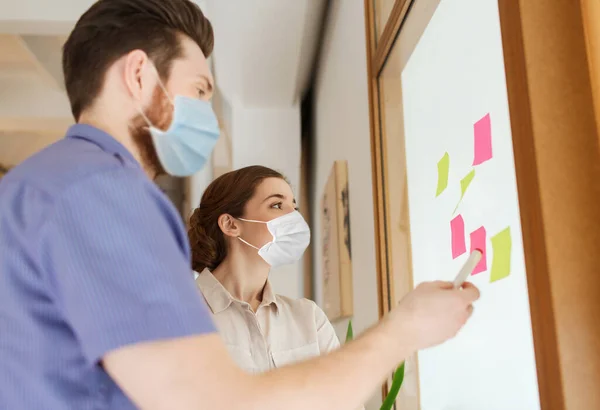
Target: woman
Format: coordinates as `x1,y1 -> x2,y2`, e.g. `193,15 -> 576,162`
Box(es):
188,165 -> 340,374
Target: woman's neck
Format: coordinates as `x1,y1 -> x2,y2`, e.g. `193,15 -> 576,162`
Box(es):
211,254 -> 270,311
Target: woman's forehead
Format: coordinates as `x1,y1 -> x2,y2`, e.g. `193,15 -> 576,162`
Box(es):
254,177 -> 294,199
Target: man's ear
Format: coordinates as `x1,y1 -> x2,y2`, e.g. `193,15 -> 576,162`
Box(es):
218,214 -> 241,238
122,49 -> 154,103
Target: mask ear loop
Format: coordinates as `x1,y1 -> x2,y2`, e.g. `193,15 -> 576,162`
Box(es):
237,237 -> 260,250
135,105 -> 153,129
236,217 -> 273,249
150,64 -> 174,106
238,217 -> 267,224
134,63 -> 175,128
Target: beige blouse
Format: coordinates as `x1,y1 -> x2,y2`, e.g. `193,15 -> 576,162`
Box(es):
195,269 -> 340,374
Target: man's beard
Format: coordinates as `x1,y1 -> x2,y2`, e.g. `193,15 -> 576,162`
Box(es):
130,86 -> 173,178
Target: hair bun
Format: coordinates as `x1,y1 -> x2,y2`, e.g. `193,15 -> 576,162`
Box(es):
188,208 -> 219,272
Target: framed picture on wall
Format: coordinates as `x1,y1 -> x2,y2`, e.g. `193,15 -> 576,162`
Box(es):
321,160 -> 353,322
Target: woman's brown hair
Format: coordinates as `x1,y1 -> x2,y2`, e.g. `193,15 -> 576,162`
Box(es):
188,165 -> 285,272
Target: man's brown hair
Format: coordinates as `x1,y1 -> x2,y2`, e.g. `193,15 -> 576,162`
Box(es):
62,0 -> 214,121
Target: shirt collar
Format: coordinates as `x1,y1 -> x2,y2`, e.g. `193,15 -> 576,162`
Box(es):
195,269 -> 279,314
66,124 -> 138,165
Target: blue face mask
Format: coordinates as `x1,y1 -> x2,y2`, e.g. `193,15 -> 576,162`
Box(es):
139,72 -> 221,177
148,95 -> 220,177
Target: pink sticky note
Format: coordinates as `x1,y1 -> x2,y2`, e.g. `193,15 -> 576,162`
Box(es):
473,113 -> 493,166
469,226 -> 487,274
450,215 -> 466,259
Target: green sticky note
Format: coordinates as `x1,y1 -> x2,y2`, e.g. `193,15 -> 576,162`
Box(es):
436,152 -> 450,197
490,227 -> 512,283
453,169 -> 476,214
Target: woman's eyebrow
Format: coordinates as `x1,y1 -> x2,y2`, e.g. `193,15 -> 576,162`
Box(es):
262,194 -> 297,204
262,194 -> 285,203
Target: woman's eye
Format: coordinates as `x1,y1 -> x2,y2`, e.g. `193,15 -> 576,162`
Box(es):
271,203 -> 282,209
197,88 -> 206,98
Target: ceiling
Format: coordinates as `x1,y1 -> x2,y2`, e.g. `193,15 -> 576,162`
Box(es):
0,31 -> 70,166
0,34 -> 35,70
0,0 -> 325,169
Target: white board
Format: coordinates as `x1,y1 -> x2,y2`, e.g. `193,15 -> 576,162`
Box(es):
401,0 -> 541,409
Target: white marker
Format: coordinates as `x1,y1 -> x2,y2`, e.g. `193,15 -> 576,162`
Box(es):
453,249 -> 483,288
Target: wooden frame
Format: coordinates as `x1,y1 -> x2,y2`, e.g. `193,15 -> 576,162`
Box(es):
581,0 -> 600,143
364,0 -> 600,408
364,0 -> 391,321
498,2 -> 600,408
364,2 -> 393,401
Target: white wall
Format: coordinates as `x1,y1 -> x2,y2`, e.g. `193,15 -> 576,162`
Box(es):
313,1 -> 381,409
205,0 -> 327,301
188,160 -> 214,212
231,105 -> 301,198
229,103 -> 303,299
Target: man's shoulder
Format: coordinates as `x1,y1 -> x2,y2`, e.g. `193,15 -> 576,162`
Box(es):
0,137 -> 156,234
4,137 -> 137,197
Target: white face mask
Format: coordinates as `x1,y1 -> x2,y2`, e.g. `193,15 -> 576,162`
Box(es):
237,211 -> 311,267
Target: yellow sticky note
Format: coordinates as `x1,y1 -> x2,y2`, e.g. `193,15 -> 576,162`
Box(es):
460,169 -> 475,196
453,169 -> 475,214
436,152 -> 450,197
490,227 -> 512,283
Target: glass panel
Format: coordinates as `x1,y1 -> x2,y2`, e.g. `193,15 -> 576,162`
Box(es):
399,0 -> 540,407
375,0 -> 540,408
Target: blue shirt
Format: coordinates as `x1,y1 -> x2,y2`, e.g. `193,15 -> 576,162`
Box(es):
0,125 -> 216,409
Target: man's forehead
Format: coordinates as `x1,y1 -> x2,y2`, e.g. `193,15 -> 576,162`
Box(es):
175,41 -> 213,79
179,36 -> 209,64
172,59 -> 211,78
